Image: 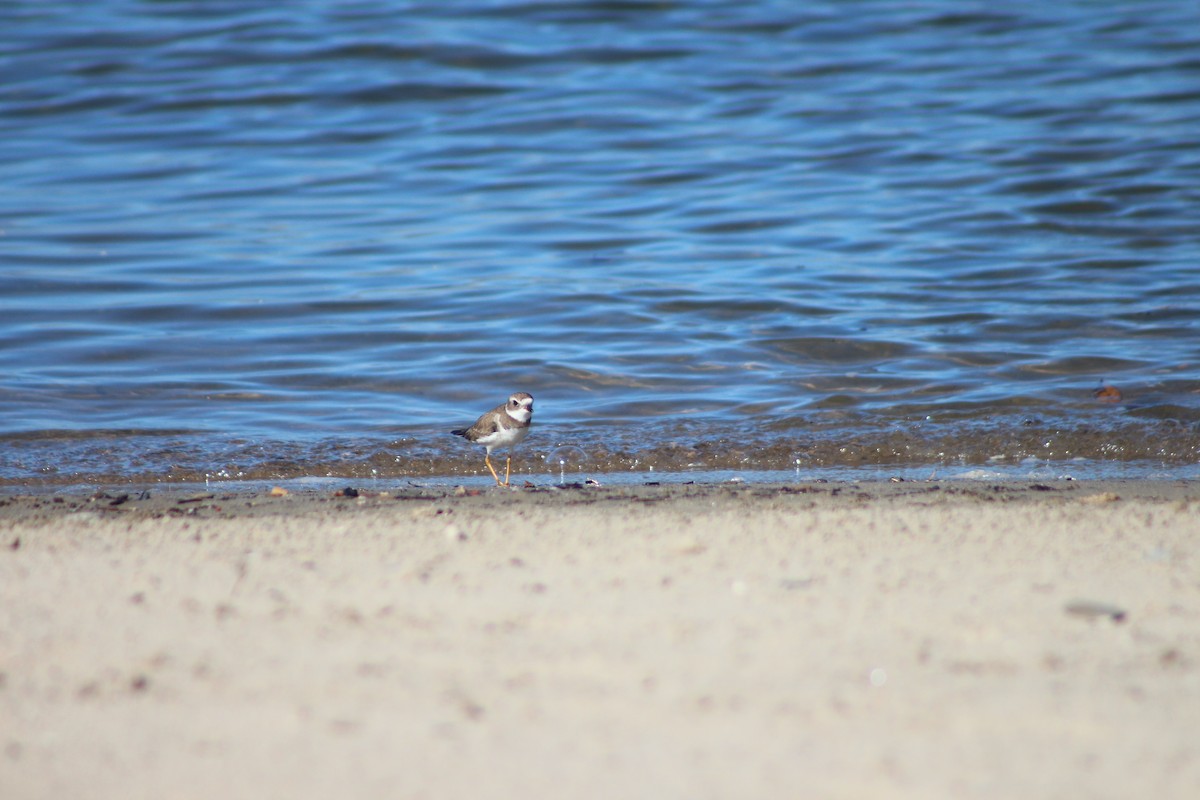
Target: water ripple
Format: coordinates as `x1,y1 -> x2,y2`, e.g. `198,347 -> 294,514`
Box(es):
2,0 -> 1199,483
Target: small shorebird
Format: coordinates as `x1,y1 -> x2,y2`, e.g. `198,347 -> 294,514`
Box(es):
451,392 -> 534,486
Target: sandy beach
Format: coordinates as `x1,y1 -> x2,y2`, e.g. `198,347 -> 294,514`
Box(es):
2,479 -> 1198,799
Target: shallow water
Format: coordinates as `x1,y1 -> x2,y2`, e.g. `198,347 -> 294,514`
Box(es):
2,2 -> 1199,486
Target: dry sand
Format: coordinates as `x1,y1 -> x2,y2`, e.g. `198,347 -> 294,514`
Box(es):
1,479 -> 1198,799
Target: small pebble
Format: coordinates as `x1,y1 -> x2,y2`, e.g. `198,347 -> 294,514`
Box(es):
1065,599 -> 1127,622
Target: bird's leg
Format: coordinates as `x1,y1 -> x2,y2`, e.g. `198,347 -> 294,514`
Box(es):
504,454 -> 513,486
484,453 -> 502,485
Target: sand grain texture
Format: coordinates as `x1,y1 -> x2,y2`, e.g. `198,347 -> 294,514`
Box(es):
2,480 -> 1198,799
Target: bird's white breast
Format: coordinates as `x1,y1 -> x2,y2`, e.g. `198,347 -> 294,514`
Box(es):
475,424 -> 530,450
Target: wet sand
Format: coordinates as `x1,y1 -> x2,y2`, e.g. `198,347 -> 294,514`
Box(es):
2,479 -> 1198,799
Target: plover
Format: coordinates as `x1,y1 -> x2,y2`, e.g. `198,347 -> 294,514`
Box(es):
451,392 -> 534,486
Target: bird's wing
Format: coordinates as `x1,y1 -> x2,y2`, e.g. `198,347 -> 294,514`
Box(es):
477,406 -> 506,434
459,406 -> 504,439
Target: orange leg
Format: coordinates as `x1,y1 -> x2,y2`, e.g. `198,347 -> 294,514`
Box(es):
484,454 -> 502,485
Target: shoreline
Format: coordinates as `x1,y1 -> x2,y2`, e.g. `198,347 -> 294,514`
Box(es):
3,475 -> 1200,518
3,479 -> 1198,798
2,465 -> 1199,495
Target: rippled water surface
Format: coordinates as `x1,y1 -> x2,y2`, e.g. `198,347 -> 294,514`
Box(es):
3,1 -> 1199,485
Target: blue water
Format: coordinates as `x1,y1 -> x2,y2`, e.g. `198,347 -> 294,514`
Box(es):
2,1 -> 1199,485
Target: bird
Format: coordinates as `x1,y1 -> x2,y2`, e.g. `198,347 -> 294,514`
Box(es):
450,392 -> 534,486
